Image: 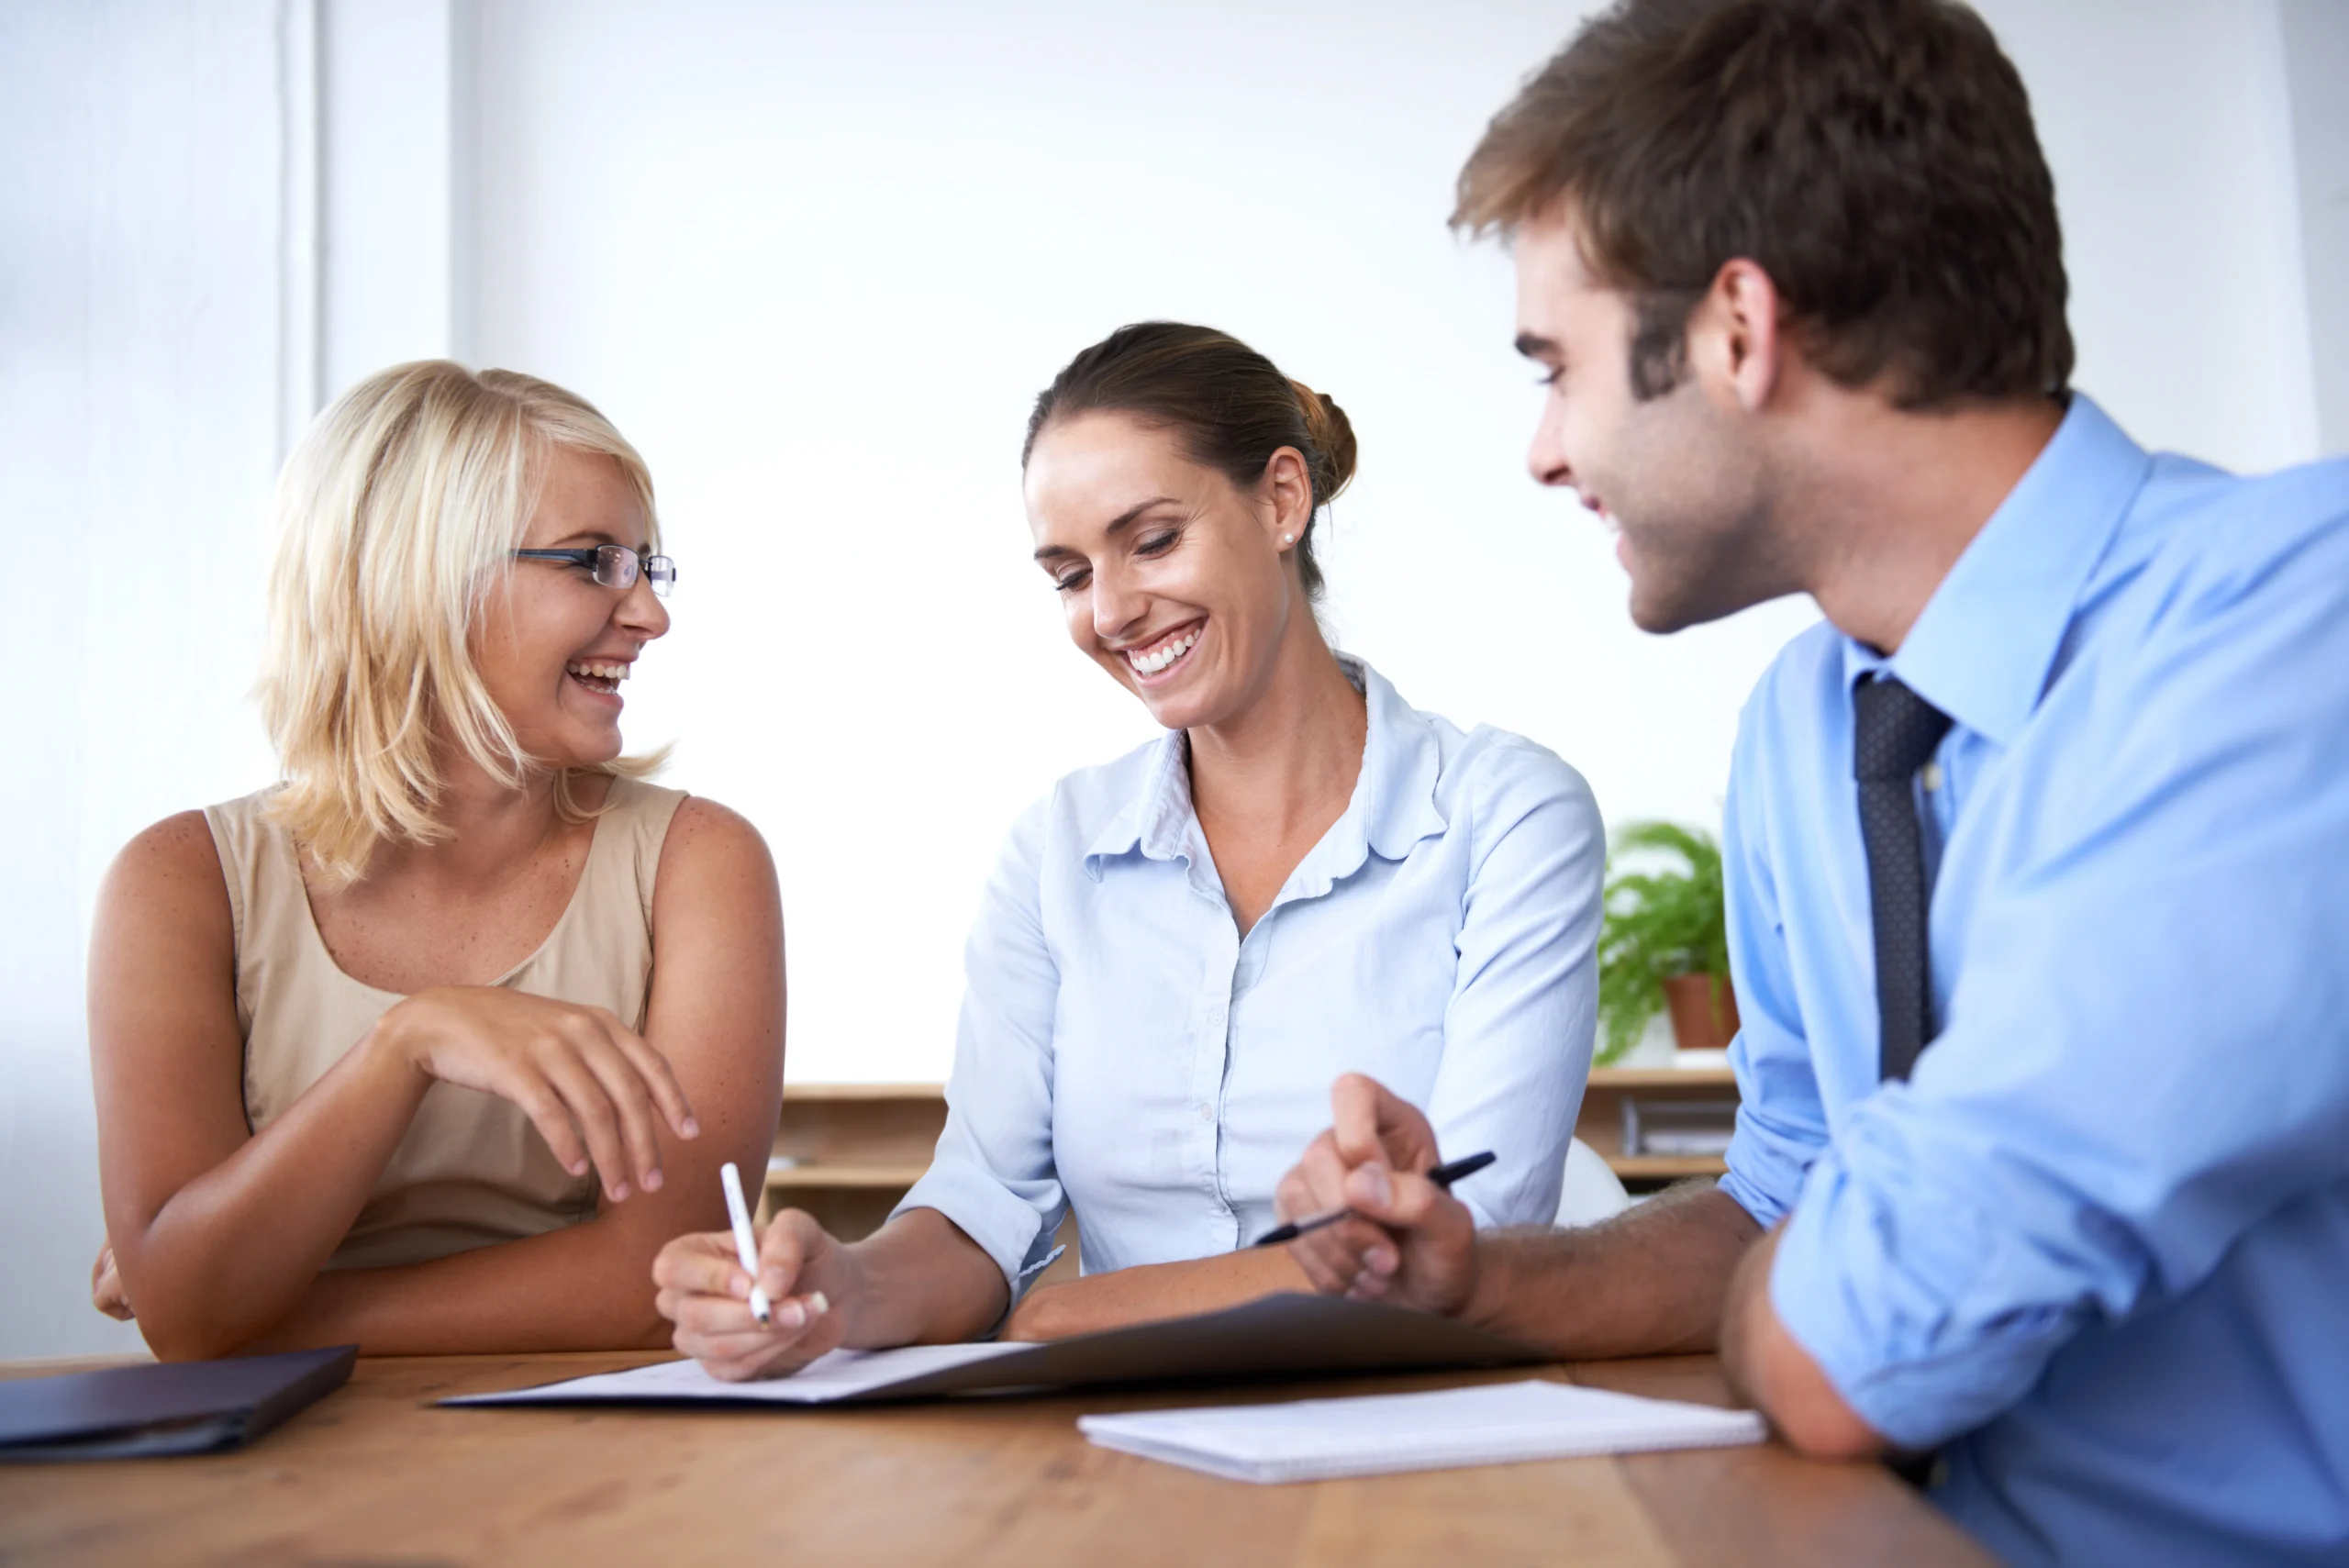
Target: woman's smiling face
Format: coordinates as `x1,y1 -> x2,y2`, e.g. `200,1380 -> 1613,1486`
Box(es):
471,445 -> 671,769
1024,410 -> 1312,734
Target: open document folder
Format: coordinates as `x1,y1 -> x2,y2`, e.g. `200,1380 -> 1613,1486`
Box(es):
444,1293 -> 1541,1408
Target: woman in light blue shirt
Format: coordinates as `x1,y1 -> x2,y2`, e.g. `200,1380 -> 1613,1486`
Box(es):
654,323 -> 1601,1376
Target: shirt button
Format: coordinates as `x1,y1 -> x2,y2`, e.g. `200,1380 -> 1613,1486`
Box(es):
1920,761 -> 1943,793
1197,1104 -> 1215,1123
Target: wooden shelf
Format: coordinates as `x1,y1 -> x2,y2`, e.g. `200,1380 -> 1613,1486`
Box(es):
765,1162 -> 929,1190
1578,1064 -> 1739,1191
1587,1065 -> 1736,1089
782,1083 -> 945,1103
1608,1154 -> 1730,1180
769,1073 -> 1742,1201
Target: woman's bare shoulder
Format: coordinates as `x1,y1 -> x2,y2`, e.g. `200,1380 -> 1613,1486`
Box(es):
103,810 -> 231,917
89,809 -> 238,1006
650,796 -> 780,922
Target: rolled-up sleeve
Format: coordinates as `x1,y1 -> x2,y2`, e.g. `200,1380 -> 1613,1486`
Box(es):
891,796 -> 1068,1296
1769,525 -> 2349,1450
1719,699 -> 1831,1230
1423,742 -> 1605,1229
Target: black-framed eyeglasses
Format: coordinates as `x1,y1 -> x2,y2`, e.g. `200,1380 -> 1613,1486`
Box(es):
512,545 -> 676,597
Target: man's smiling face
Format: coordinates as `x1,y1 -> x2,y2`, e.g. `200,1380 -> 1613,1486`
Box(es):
1514,211 -> 1792,634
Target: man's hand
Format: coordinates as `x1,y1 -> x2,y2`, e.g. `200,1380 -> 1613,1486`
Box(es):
1274,1074 -> 1480,1315
1720,1223 -> 1886,1460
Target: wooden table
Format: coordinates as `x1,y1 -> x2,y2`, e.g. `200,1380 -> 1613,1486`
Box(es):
0,1351 -> 1988,1566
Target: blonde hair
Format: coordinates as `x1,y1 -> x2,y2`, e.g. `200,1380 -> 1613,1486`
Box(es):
260,361 -> 664,885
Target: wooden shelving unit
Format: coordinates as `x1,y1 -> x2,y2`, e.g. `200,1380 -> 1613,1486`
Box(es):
761,1084 -> 948,1236
767,1062 -> 1742,1226
765,1162 -> 933,1189
1577,1062 -> 1737,1190
763,1084 -> 1085,1285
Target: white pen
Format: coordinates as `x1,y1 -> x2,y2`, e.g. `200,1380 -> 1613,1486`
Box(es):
719,1161 -> 773,1328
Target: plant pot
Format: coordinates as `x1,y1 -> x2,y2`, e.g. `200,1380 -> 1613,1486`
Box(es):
1662,973 -> 1740,1052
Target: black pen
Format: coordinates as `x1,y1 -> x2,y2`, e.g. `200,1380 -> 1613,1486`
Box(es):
1251,1150 -> 1497,1247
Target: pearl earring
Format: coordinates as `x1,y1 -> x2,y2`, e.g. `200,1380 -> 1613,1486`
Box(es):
1280,533 -> 1295,546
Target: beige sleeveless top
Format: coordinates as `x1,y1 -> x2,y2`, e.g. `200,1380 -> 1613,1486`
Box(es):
204,778 -> 688,1271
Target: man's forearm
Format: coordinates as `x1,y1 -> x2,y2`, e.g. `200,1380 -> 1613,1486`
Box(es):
1461,1181 -> 1762,1360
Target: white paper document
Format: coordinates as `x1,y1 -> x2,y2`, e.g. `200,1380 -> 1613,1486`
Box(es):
447,1341 -> 1030,1407
1077,1378 -> 1767,1484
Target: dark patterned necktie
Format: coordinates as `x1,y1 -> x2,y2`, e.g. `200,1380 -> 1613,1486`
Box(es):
1854,677 -> 1954,1083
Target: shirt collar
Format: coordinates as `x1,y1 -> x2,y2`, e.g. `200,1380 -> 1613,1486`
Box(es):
1842,393 -> 2151,745
1081,653 -> 1447,882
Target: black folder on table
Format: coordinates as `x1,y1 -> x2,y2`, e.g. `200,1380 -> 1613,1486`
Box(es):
448,1294 -> 1541,1409
0,1344 -> 356,1461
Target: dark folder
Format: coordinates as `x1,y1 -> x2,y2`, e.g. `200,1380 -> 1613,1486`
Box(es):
449,1294 -> 1542,1408
0,1344 -> 356,1461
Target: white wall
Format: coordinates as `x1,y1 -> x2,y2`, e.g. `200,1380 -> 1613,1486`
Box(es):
4,0 -> 2338,1356
2281,0 -> 2349,457
3,0 -> 293,1359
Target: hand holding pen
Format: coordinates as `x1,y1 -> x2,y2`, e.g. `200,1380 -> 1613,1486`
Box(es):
651,1169 -> 849,1383
1252,1151 -> 1495,1246
1270,1073 -> 1486,1317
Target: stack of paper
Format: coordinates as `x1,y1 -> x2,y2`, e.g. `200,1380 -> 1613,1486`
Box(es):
1078,1378 -> 1766,1484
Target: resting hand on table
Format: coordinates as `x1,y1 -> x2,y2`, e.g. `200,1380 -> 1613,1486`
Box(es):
653,1208 -> 854,1381
1275,1073 -> 1480,1315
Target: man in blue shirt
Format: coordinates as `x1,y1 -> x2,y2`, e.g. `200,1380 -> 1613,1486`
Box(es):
1273,1 -> 2349,1562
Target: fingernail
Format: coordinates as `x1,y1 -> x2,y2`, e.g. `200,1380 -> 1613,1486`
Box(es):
682,1118 -> 702,1139
807,1292 -> 829,1318
731,1274 -> 749,1299
779,1300 -> 807,1329
1366,1246 -> 1397,1275
609,1182 -> 630,1202
642,1169 -> 662,1192
1355,1167 -> 1392,1207
571,1159 -> 590,1176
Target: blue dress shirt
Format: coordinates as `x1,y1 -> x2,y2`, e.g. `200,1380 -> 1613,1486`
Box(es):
1721,395 -> 2349,1565
894,656 -> 1602,1296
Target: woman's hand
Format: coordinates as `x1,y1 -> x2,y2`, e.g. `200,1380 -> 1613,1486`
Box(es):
91,1242 -> 134,1321
652,1208 -> 855,1381
374,985 -> 699,1204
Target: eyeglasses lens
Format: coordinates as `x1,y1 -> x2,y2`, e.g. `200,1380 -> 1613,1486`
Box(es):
590,544 -> 640,591
583,544 -> 674,596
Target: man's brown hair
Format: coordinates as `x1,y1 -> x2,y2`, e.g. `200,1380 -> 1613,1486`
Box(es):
1460,0 -> 2073,408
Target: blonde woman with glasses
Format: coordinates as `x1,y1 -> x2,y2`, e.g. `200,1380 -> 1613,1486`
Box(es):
85,361 -> 785,1359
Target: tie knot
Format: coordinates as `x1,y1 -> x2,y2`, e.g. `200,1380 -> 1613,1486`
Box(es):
1853,677 -> 1953,782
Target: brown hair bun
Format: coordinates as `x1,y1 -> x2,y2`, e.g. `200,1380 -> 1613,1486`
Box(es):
1286,379 -> 1359,507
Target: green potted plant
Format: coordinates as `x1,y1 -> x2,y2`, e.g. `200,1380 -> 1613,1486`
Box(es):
1594,820 -> 1740,1064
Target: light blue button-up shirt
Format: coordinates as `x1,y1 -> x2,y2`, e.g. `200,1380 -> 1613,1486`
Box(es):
1720,395 -> 2349,1565
895,656 -> 1602,1295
